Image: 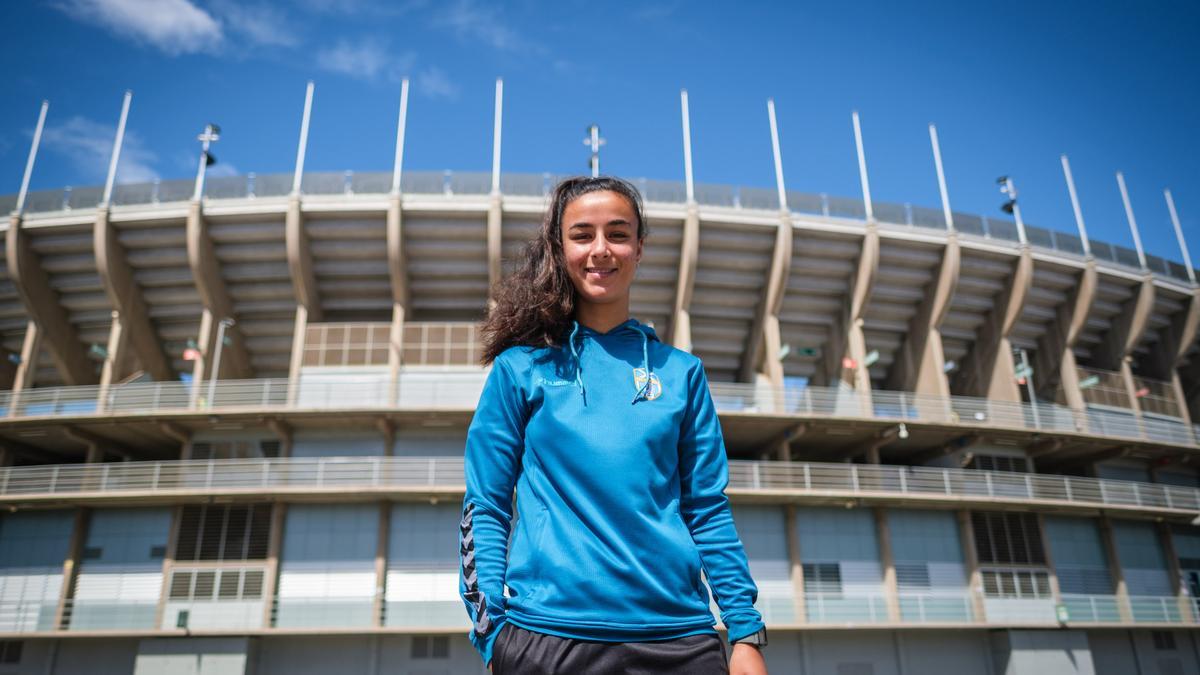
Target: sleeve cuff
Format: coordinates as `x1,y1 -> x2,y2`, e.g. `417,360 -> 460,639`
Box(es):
470,617 -> 508,666
724,614 -> 766,644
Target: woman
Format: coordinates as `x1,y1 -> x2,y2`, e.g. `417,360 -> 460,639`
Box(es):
459,176 -> 768,675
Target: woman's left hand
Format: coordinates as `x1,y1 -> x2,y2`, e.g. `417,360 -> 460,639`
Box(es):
729,643 -> 767,675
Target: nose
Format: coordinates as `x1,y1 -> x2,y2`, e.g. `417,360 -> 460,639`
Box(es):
589,233 -> 611,259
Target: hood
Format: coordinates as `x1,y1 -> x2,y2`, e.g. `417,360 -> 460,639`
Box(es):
563,318 -> 660,404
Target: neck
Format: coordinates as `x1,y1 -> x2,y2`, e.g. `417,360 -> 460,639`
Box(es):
575,301 -> 630,334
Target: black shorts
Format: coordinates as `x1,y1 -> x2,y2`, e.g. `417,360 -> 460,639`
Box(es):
490,623 -> 729,675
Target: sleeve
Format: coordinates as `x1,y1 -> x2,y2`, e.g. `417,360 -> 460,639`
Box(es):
460,355 -> 527,665
677,362 -> 765,643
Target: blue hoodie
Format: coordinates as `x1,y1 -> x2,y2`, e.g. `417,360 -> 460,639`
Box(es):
458,318 -> 763,665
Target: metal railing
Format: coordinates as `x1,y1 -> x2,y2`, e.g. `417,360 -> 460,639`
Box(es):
0,378 -> 1197,450
4,457 -> 1199,517
7,171 -> 1190,284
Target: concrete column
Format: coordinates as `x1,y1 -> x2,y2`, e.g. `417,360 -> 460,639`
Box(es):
1098,515 -> 1134,622
373,503 -> 390,627
741,214 -> 793,388
386,193 -> 410,403
953,248 -> 1032,402
670,206 -> 699,352
261,503 -> 287,628
284,195 -> 322,321
875,508 -> 901,622
1158,522 -> 1195,624
377,419 -> 395,457
957,510 -> 986,622
287,305 -> 308,405
1036,262 -> 1097,411
53,508 -> 89,629
190,309 -> 213,408
1035,513 -> 1063,611
154,506 -> 183,629
1154,289 -> 1200,423
784,505 -> 806,623
94,205 -> 173,381
7,214 -> 95,385
486,193 -> 503,301
7,321 -> 41,418
825,224 -> 879,412
1099,276 -> 1155,417
185,200 -> 252,382
886,233 -> 957,398
97,310 -> 132,412
388,303 -> 405,407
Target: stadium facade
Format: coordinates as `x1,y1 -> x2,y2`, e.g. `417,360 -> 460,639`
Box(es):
1,83 -> 1199,675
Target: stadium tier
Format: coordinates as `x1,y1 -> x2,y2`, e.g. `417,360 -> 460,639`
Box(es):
0,168 -> 1199,675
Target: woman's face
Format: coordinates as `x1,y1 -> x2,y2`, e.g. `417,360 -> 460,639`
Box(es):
560,190 -> 643,310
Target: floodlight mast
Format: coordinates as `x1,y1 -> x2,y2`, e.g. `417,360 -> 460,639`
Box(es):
583,124 -> 605,177
193,123 -> 221,201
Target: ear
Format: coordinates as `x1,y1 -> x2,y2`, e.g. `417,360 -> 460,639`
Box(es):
635,237 -> 644,264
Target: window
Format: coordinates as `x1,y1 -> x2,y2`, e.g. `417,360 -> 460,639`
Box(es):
970,455 -> 1028,473
972,512 -> 1045,565
802,563 -> 842,594
980,569 -> 1051,599
1153,631 -> 1177,651
190,439 -> 279,460
411,636 -> 450,659
175,504 -> 271,562
894,563 -> 931,591
0,641 -> 22,664
168,568 -> 265,601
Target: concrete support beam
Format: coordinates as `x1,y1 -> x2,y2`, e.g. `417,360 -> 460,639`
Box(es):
373,502 -> 390,627
53,507 -> 89,629
7,321 -> 41,418
784,505 -> 806,623
261,503 -> 286,628
186,201 -> 252,386
1035,513 -> 1063,612
670,206 -> 700,351
285,195 -> 322,321
957,510 -> 986,622
265,417 -> 294,457
1098,515 -> 1135,622
287,306 -> 308,405
875,508 -> 901,622
154,506 -> 182,629
486,194 -> 503,300
823,225 -> 879,398
95,207 -> 173,382
741,216 -> 793,388
1034,262 -> 1097,411
771,423 -> 807,462
0,340 -> 17,391
1154,289 -> 1200,424
886,234 -> 957,397
1158,522 -> 1195,624
377,418 -> 395,457
953,248 -> 1033,402
386,194 -> 410,399
64,426 -> 133,462
6,214 -> 95,385
1097,276 -> 1155,416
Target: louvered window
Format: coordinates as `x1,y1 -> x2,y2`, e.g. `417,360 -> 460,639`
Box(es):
802,563 -> 842,594
168,568 -> 264,601
411,636 -> 450,659
190,440 -> 280,460
175,504 -> 271,562
969,455 -> 1028,473
981,568 -> 1052,598
972,512 -> 1045,565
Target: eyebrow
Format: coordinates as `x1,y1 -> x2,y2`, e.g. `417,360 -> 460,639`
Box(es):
567,219 -> 633,230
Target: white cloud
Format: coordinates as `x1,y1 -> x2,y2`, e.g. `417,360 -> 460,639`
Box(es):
316,38 -> 413,83
416,67 -> 460,100
206,161 -> 240,178
211,1 -> 298,48
432,0 -> 521,51
52,0 -> 223,55
298,0 -> 426,14
42,116 -> 159,185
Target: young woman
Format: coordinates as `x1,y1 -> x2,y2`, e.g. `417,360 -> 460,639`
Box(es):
459,176 -> 768,675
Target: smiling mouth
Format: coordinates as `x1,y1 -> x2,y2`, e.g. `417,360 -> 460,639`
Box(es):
585,267 -> 617,278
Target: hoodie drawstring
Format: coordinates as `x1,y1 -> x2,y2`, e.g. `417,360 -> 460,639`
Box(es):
631,328 -> 652,405
568,321 -> 586,402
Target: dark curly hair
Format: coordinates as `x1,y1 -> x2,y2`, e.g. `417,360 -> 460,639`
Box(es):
480,176 -> 647,364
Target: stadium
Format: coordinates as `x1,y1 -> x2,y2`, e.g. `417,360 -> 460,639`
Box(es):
0,80 -> 1199,675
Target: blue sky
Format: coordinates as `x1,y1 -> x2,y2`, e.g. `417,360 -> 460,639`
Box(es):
1,0 -> 1198,264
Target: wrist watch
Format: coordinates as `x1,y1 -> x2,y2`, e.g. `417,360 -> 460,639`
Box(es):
731,628 -> 768,648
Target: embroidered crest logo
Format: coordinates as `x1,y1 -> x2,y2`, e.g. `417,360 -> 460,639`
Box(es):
632,367 -> 663,401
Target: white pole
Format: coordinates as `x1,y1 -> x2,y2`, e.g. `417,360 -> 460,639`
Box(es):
1164,189 -> 1196,284
15,100 -> 49,215
681,89 -> 695,204
928,124 -> 953,231
767,99 -> 787,212
192,124 -> 219,202
206,318 -> 234,406
1004,178 -> 1028,245
292,81 -> 314,195
852,111 -> 873,221
591,126 -> 600,177
491,78 -> 503,195
1115,172 -> 1147,270
1060,155 -> 1091,256
391,78 -> 410,195
102,90 -> 132,206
